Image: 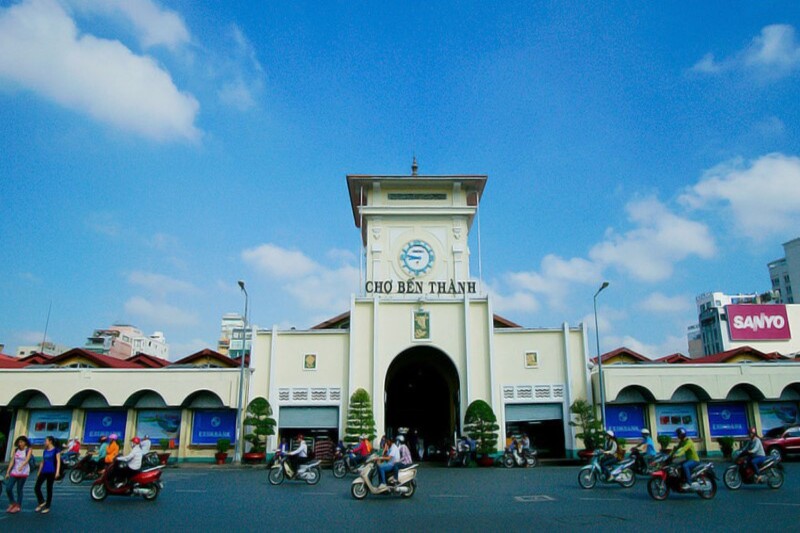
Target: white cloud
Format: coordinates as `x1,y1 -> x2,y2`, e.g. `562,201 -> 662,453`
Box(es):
127,271 -> 198,297
680,153 -> 800,241
242,244 -> 319,279
506,255 -> 602,310
124,296 -> 198,326
218,79 -> 257,111
486,284 -> 540,314
639,292 -> 693,314
70,0 -> 191,50
588,197 -> 715,282
0,0 -> 200,141
85,212 -> 121,237
216,24 -> 263,111
691,24 -> 800,79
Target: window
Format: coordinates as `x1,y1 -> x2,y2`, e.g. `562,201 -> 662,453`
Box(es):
772,278 -> 780,288
524,351 -> 538,369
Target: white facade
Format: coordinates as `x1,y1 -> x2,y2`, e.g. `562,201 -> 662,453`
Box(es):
16,341 -> 70,357
85,324 -> 169,360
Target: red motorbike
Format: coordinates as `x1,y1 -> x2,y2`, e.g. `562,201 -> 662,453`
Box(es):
647,458 -> 717,500
90,454 -> 164,502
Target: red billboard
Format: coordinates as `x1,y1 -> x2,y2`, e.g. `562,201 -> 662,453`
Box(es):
727,304 -> 791,341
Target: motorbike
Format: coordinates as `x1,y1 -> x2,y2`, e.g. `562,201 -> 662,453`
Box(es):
578,450 -> 636,489
448,440 -> 472,467
69,452 -> 103,484
501,448 -> 539,468
350,456 -> 417,499
629,448 -> 669,475
90,454 -> 164,502
60,448 -> 81,469
647,458 -> 717,500
268,450 -> 321,485
333,447 -> 372,478
723,450 -> 784,490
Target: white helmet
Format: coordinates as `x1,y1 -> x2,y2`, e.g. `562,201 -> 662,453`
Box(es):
396,435 -> 405,443
606,430 -> 615,438
641,428 -> 650,435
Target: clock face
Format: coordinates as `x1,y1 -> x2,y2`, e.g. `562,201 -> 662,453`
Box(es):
400,240 -> 435,277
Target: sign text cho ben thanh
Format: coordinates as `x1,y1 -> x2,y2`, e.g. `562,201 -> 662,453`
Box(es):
727,304 -> 792,341
365,279 -> 478,295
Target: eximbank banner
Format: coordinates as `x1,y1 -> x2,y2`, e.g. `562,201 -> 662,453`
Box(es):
191,410 -> 236,445
727,304 -> 791,341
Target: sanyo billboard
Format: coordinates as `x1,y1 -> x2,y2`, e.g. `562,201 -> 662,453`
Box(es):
727,304 -> 791,341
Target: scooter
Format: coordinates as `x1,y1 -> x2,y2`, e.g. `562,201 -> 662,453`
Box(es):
629,448 -> 669,475
647,458 -> 717,500
333,448 -> 374,478
268,451 -> 321,485
723,450 -> 784,490
501,447 -> 539,468
448,439 -> 472,467
350,456 -> 417,499
90,455 -> 164,502
69,452 -> 102,484
578,450 -> 636,489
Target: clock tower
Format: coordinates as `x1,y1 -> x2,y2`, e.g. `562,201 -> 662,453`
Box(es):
347,163 -> 487,297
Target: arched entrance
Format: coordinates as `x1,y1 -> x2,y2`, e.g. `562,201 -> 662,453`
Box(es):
384,346 -> 460,460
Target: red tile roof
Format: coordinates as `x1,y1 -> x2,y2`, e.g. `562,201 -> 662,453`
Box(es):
50,348 -> 141,368
0,353 -> 28,369
126,353 -> 171,368
655,353 -> 692,364
173,348 -> 240,368
686,346 -> 784,364
592,347 -> 651,364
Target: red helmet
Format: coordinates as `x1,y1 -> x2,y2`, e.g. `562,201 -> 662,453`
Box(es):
132,437 -> 141,445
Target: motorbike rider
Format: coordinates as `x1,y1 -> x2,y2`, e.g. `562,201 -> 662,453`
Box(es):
521,433 -> 531,453
743,427 -> 767,480
140,435 -> 151,454
600,430 -> 619,479
62,436 -> 81,462
377,436 -> 400,489
105,434 -> 120,467
671,427 -> 699,490
114,436 -> 144,487
92,435 -> 109,472
350,434 -> 371,466
286,434 -> 308,476
390,435 -> 413,483
633,428 -> 656,458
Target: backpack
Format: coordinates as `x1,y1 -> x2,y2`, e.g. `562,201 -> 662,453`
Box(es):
28,454 -> 37,470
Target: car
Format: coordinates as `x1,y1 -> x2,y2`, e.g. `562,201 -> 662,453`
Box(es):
762,426 -> 800,460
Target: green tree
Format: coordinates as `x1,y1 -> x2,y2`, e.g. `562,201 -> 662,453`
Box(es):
243,397 -> 276,453
464,399 -> 500,455
344,388 -> 376,445
569,399 -> 603,450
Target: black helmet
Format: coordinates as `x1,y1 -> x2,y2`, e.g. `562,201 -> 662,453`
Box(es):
676,427 -> 686,438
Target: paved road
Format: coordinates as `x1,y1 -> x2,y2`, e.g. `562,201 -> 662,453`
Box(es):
1,461 -> 797,532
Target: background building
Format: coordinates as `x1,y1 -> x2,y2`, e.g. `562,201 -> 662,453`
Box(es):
85,324 -> 169,360
15,341 -> 70,357
769,237 -> 800,304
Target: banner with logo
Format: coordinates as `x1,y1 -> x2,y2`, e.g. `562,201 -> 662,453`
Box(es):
707,403 -> 749,437
727,304 -> 791,341
136,410 -> 182,444
759,402 -> 800,432
655,404 -> 699,437
83,410 -> 128,444
28,410 -> 72,445
605,404 -> 646,438
191,410 -> 237,445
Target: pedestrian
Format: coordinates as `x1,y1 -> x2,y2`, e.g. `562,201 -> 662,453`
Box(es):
5,436 -> 33,514
34,435 -> 61,514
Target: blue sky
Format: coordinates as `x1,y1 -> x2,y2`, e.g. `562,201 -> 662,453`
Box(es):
2,0 -> 800,359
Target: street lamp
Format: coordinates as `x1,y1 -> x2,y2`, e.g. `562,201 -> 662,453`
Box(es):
234,280 -> 249,463
593,281 -> 609,428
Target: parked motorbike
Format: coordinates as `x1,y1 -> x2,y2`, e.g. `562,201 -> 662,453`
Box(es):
350,456 -> 417,499
629,448 -> 669,475
268,451 -> 321,485
69,452 -> 103,484
501,448 -> 539,468
723,450 -> 784,490
647,458 -> 717,500
90,456 -> 164,502
577,450 -> 636,489
448,440 -> 472,467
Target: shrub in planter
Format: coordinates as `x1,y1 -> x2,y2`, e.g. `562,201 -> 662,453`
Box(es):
157,438 -> 172,465
718,436 -> 735,458
344,388 -> 376,446
569,399 -> 602,452
657,434 -> 672,452
243,398 -> 276,462
464,399 -> 499,465
215,438 -> 231,464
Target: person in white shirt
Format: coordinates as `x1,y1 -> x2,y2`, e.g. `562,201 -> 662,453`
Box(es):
140,435 -> 151,454
377,437 -> 400,488
286,434 -> 308,475
115,437 -> 144,486
391,435 -> 413,482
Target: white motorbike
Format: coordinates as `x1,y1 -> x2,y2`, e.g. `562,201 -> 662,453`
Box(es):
268,451 -> 321,485
351,456 -> 417,499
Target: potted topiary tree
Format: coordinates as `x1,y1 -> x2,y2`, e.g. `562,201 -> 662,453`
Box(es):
718,436 -> 735,458
344,388 -> 376,447
657,434 -> 672,453
215,438 -> 231,464
243,398 -> 276,463
569,399 -> 602,459
464,399 -> 499,467
157,438 -> 172,465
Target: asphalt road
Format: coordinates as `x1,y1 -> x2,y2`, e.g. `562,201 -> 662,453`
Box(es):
1,461 -> 798,532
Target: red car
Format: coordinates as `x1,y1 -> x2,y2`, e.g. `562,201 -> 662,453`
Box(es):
762,426 -> 800,460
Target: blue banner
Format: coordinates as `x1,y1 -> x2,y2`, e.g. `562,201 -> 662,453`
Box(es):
28,410 -> 72,445
605,404 -> 646,438
708,403 -> 749,437
83,410 -> 127,444
655,404 -> 699,438
191,410 -> 236,445
759,402 -> 800,432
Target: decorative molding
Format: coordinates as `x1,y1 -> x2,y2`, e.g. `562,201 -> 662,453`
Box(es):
277,386 -> 341,405
502,384 -> 565,403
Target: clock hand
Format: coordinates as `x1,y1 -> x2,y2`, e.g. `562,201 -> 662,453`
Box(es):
407,254 -> 422,261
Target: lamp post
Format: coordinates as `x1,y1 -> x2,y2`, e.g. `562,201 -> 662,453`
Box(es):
594,281 -> 609,428
234,280 -> 249,463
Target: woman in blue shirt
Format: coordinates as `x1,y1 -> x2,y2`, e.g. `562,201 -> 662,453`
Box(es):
34,436 -> 61,514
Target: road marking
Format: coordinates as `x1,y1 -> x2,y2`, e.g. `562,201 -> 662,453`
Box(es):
175,489 -> 208,493
299,491 -> 335,496
758,502 -> 800,507
515,495 -> 555,502
579,497 -> 623,501
431,494 -> 469,498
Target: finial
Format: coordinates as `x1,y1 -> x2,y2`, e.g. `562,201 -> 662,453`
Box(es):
411,156 -> 418,176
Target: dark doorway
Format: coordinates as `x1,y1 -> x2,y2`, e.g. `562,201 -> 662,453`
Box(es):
0,408 -> 14,460
384,347 -> 460,461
